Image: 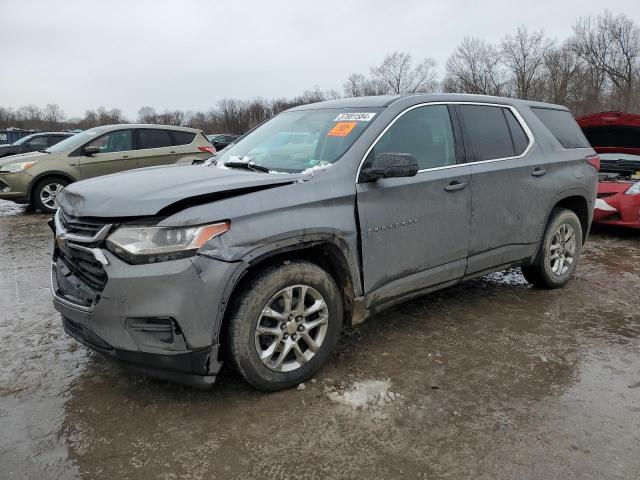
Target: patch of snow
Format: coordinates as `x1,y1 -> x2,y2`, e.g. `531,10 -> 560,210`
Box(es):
326,379 -> 400,413
300,163 -> 333,175
483,268 -> 529,286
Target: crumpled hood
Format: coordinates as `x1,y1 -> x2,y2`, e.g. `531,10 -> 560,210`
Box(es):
57,164 -> 304,218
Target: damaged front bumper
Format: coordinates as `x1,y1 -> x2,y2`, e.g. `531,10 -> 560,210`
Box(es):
51,235 -> 241,389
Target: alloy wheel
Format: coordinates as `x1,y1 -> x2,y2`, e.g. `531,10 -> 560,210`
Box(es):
549,223 -> 576,276
254,284 -> 329,372
40,183 -> 65,209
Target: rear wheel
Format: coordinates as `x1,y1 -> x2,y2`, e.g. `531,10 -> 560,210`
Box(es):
227,261 -> 343,391
32,176 -> 69,214
522,208 -> 583,289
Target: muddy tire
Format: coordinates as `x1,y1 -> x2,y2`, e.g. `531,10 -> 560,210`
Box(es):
522,208 -> 583,289
227,260 -> 343,391
32,176 -> 69,214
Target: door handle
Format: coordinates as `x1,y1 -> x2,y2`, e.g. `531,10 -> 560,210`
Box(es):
531,167 -> 547,177
444,181 -> 467,192
170,151 -> 177,154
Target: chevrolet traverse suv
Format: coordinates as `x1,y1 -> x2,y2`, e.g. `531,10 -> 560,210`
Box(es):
51,94 -> 597,390
0,124 -> 214,213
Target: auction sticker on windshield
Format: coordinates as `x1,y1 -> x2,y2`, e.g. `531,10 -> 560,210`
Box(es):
333,112 -> 377,122
328,122 -> 358,137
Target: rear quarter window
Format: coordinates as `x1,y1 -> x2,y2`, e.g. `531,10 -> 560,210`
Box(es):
171,131 -> 196,146
504,109 -> 530,155
531,108 -> 590,149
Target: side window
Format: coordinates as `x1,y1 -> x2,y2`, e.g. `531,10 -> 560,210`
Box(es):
138,129 -> 172,149
27,136 -> 48,148
372,105 -> 456,170
224,135 -> 237,143
457,105 -> 515,161
86,130 -> 133,153
503,109 -> 530,156
171,131 -> 196,146
47,135 -> 67,147
531,108 -> 590,149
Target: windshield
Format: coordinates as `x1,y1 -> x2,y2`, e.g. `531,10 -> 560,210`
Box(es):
46,128 -> 102,153
213,108 -> 381,173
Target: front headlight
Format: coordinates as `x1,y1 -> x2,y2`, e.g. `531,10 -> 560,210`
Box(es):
0,161 -> 38,173
625,181 -> 640,195
106,221 -> 230,264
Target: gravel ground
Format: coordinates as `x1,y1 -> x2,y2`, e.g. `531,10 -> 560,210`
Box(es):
0,200 -> 638,479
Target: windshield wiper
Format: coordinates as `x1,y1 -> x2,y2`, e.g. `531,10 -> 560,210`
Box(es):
223,161 -> 270,173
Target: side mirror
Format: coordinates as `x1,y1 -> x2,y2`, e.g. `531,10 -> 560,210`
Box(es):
361,153 -> 419,182
84,146 -> 101,156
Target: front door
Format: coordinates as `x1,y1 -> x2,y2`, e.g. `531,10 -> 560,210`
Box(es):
356,104 -> 472,308
79,129 -> 137,179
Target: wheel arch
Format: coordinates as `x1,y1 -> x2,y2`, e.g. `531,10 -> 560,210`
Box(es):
531,190 -> 592,264
216,240 -> 357,362
551,194 -> 591,243
28,171 -> 76,201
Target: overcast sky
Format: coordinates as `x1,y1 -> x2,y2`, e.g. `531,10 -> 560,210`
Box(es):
1,0 -> 638,119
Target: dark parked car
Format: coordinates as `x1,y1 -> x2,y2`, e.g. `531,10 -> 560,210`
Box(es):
0,132 -> 74,158
51,94 -> 597,391
206,133 -> 240,151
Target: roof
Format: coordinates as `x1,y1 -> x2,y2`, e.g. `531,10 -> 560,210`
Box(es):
28,131 -> 75,136
288,93 -> 568,111
90,124 -> 201,132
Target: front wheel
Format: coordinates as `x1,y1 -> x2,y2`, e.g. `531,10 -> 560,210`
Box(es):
227,261 -> 343,391
32,176 -> 69,214
522,208 -> 583,289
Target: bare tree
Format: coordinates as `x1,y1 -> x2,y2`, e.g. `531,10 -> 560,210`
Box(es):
502,27 -> 554,100
543,43 -> 583,106
43,104 -> 65,129
137,106 -> 157,123
370,52 -> 438,94
343,73 -> 384,97
444,37 -> 506,95
571,11 -> 640,110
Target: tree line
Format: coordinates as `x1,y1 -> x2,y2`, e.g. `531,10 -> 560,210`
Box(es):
1,10 -> 638,136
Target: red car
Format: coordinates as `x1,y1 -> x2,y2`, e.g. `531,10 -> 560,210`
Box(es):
577,111 -> 640,229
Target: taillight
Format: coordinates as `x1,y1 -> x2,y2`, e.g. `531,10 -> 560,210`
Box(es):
199,146 -> 216,154
586,154 -> 600,171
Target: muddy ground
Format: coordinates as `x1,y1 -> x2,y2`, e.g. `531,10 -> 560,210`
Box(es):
0,199 -> 638,480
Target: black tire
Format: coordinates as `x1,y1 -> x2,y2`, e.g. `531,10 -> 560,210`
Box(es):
522,208 -> 583,289
227,260 -> 343,391
32,176 -> 69,214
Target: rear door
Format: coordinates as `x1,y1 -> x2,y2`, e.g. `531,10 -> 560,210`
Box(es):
456,104 -> 551,274
168,130 -> 200,164
356,104 -> 471,307
135,129 -> 176,168
78,129 -> 137,179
